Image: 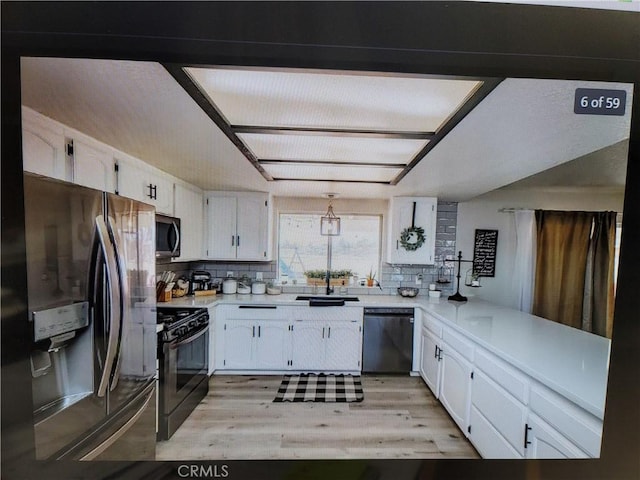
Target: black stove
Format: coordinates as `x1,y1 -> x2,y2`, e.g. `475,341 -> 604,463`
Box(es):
156,306 -> 210,440
157,308 -> 209,342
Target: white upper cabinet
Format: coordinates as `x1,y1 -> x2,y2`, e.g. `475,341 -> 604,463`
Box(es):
115,153 -> 174,215
387,196 -> 437,265
205,192 -> 272,261
65,129 -> 116,193
21,107 -> 66,180
173,182 -> 204,261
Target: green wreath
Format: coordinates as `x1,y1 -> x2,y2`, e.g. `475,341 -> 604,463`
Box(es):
399,226 -> 425,251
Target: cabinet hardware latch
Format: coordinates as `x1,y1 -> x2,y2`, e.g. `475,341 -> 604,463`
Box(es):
470,371 -> 474,379
66,140 -> 74,156
147,183 -> 157,200
524,424 -> 532,449
467,425 -> 471,434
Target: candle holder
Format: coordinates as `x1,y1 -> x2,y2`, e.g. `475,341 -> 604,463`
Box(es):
448,251 -> 474,302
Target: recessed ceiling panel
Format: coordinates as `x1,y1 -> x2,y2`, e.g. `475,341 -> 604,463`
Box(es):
263,163 -> 402,183
239,133 -> 427,165
185,67 -> 482,132
170,64 -> 500,186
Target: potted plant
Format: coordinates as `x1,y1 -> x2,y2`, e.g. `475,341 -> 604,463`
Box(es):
366,268 -> 377,287
304,269 -> 352,286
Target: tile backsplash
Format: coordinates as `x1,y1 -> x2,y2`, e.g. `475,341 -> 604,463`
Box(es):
187,261 -> 277,282
158,201 -> 457,297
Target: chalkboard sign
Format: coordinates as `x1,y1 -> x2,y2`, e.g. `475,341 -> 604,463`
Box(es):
473,229 -> 498,277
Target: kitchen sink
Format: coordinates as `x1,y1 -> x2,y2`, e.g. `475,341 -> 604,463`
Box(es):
295,295 -> 360,302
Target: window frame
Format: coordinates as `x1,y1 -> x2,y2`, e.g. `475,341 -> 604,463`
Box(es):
276,210 -> 384,285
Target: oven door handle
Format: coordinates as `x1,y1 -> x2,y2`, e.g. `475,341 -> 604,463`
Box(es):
169,326 -> 208,349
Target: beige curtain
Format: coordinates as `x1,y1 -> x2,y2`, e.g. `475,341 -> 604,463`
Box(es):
583,211 -> 617,338
533,211 -> 594,329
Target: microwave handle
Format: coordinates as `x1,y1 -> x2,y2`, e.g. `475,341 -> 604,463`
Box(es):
171,221 -> 180,255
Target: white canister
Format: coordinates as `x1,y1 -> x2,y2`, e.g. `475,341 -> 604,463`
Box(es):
222,278 -> 237,294
251,281 -> 266,294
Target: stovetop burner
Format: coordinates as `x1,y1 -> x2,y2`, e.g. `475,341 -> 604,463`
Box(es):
156,308 -> 209,341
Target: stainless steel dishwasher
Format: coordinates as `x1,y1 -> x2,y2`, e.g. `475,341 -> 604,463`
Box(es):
362,307 -> 414,373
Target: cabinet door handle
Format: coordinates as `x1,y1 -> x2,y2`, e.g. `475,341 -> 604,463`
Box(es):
252,325 -> 255,337
258,325 -> 261,337
231,235 -> 235,246
524,423 -> 532,449
438,347 -> 443,361
322,327 -> 325,339
328,327 -> 331,338
396,240 -> 399,250
237,235 -> 240,247
434,345 -> 439,359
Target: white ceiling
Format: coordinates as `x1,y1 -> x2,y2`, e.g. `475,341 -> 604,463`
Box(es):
20,57 -> 633,200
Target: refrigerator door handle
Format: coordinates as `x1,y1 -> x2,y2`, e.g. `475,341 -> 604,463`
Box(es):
106,216 -> 129,392
95,215 -> 122,398
78,388 -> 154,461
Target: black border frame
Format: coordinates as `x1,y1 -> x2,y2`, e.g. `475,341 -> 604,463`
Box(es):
2,2 -> 639,480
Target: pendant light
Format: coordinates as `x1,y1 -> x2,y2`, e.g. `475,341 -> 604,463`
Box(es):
320,194 -> 341,236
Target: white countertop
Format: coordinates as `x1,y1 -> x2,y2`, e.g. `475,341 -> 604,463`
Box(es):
159,292 -> 610,419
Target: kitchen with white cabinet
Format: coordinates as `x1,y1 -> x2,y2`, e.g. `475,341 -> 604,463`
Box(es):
13,43 -> 633,465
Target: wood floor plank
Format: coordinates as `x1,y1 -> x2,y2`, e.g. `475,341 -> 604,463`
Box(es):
155,374 -> 479,460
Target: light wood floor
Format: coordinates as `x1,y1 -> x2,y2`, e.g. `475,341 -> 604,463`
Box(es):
156,375 -> 479,460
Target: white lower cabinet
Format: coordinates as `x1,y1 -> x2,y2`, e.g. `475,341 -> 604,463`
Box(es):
324,321 -> 363,371
469,405 -> 522,459
438,340 -> 473,435
254,322 -> 290,370
217,319 -> 290,370
214,305 -> 363,373
469,369 -> 527,457
419,317 -> 474,436
525,413 -> 589,459
290,321 -> 325,371
417,315 -> 603,460
419,326 -> 441,397
291,320 -> 362,372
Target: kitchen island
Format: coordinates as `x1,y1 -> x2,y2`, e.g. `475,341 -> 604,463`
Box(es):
160,293 -> 611,458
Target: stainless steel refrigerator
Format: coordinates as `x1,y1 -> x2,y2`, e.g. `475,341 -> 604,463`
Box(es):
24,173 -> 157,461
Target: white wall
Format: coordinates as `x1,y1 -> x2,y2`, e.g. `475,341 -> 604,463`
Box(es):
456,187 -> 624,309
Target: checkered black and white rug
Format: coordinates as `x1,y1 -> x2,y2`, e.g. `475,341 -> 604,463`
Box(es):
273,373 -> 364,403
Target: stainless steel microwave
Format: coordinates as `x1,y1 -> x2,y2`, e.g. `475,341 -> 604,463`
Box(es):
156,214 -> 181,258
